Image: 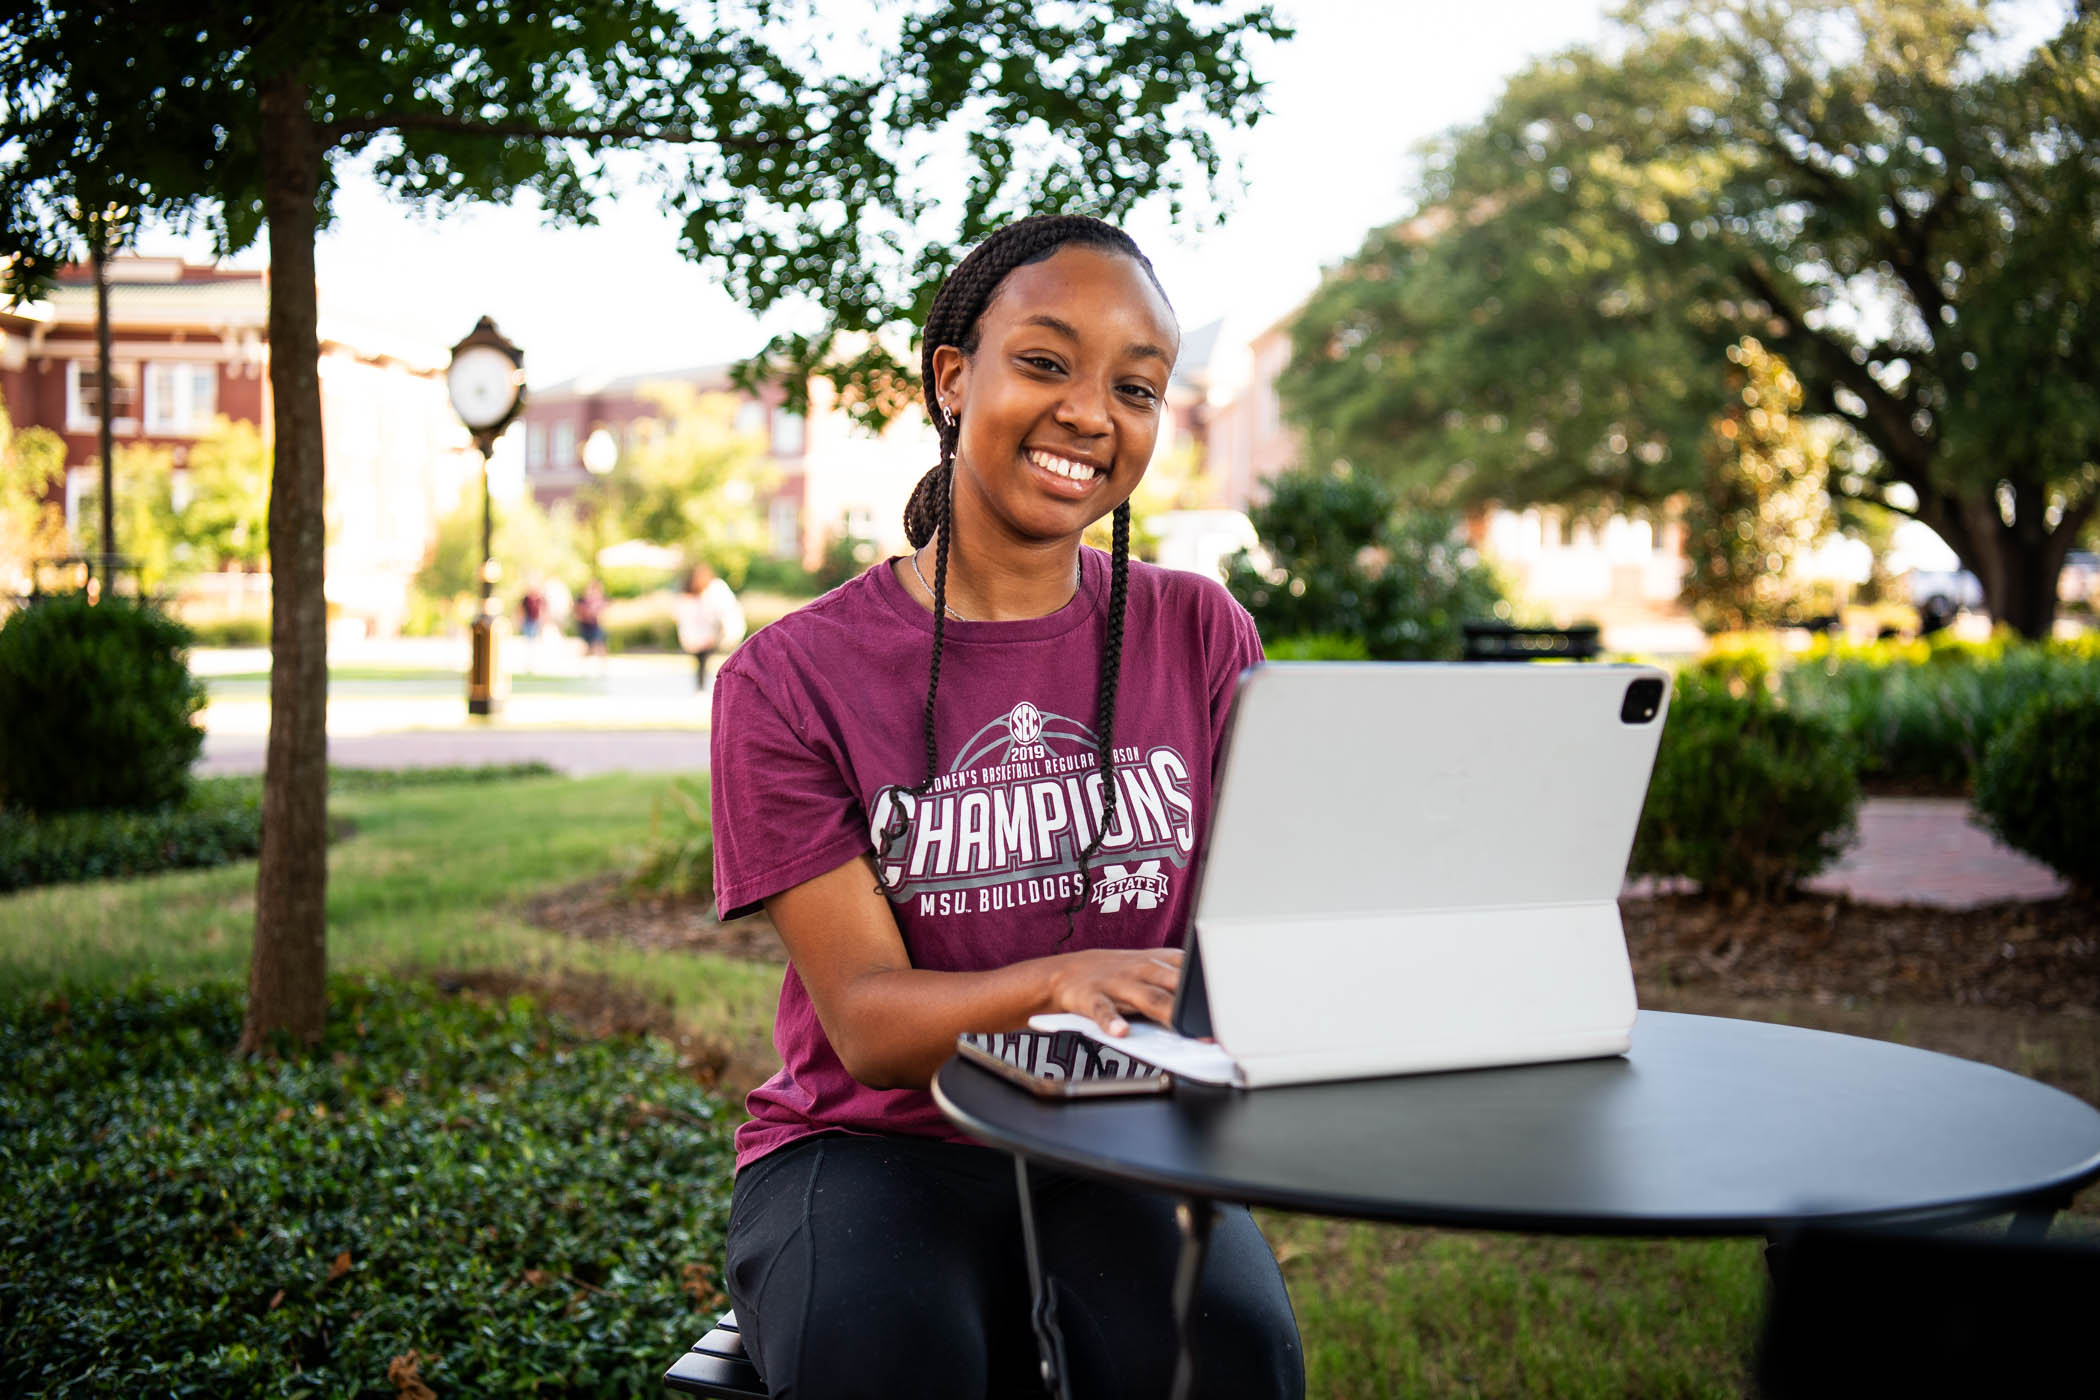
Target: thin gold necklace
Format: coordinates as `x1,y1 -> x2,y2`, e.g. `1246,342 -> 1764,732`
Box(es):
909,548 -> 1081,623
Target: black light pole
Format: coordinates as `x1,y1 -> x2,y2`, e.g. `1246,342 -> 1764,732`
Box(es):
445,318 -> 525,717
92,225 -> 115,594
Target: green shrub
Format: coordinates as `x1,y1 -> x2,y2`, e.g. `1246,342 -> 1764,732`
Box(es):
0,774 -> 264,893
0,594 -> 207,814
327,762 -> 557,794
183,615 -> 271,648
629,779 -> 714,901
1974,692 -> 2100,893
1264,633 -> 1372,661
0,975 -> 736,1397
608,616 -> 681,652
1779,638 -> 2098,791
1630,679 -> 1860,899
738,554 -> 819,597
1224,467 -> 1505,661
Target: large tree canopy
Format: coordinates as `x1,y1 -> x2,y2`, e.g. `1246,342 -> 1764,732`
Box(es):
0,0 -> 1284,1048
1283,0 -> 2099,637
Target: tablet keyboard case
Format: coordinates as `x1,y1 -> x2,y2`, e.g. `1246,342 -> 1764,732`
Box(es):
1182,663 -> 1668,1087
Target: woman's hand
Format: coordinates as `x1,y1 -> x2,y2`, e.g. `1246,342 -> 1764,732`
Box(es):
1043,947 -> 1182,1037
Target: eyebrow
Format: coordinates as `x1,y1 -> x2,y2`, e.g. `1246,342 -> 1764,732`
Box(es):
1018,313 -> 1172,364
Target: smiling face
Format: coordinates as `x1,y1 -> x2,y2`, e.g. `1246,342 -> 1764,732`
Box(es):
931,244 -> 1179,550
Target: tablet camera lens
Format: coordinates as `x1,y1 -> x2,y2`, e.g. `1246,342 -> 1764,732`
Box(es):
1621,677 -> 1666,724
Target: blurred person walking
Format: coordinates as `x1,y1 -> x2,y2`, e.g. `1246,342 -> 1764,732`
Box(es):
674,562 -> 744,697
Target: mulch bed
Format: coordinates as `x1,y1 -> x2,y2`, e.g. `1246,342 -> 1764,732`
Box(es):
522,876 -> 2099,1015
520,874 -> 786,963
1622,893 -> 2100,1014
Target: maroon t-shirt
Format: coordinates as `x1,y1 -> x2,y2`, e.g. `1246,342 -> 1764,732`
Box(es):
710,546 -> 1262,1170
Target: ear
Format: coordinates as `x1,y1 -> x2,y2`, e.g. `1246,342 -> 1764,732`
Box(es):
930,344 -> 970,420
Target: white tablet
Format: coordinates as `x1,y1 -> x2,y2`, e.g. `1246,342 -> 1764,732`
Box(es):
1170,662 -> 1670,1086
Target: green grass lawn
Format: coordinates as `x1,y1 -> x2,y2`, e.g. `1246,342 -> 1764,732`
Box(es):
0,770 -> 1769,1398
0,772 -> 778,1041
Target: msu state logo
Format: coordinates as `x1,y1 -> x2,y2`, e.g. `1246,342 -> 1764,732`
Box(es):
1007,701 -> 1043,746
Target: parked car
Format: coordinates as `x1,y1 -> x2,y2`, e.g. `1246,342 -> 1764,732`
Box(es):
1906,567 -> 1983,613
2061,551 -> 2099,605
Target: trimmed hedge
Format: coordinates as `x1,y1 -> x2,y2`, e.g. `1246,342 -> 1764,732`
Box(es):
0,775 -> 264,893
0,593 -> 206,814
0,975 -> 736,1397
1777,632 -> 2100,791
0,766 -> 561,892
1264,633 -> 1372,661
1974,692 -> 2100,893
1631,678 -> 1860,899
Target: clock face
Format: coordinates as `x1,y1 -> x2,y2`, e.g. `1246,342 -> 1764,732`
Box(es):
448,346 -> 521,430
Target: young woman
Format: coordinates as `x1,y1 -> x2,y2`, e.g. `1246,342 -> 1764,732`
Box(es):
709,214 -> 1303,1399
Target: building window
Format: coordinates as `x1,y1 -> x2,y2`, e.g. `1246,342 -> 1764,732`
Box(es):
769,497 -> 800,559
526,422 -> 546,469
734,398 -> 766,435
550,421 -> 576,469
143,363 -> 218,434
771,410 -> 806,457
66,361 -> 139,432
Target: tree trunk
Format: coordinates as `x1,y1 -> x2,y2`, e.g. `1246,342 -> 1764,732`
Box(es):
239,74 -> 330,1053
1957,493 -> 2077,642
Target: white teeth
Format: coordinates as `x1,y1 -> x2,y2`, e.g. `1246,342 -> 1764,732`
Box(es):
1028,449 -> 1099,482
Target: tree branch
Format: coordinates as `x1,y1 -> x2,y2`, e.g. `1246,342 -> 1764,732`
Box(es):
324,110 -> 783,152
1734,256 -> 1936,477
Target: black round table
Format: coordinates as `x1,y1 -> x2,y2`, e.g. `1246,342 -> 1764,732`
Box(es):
933,1012 -> 2100,1400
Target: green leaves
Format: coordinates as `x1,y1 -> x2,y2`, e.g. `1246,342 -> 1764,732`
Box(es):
1282,0 -> 2100,634
0,975 -> 737,1397
1223,466 -> 1506,661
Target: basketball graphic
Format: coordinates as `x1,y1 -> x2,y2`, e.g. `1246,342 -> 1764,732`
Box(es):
1007,701 -> 1043,746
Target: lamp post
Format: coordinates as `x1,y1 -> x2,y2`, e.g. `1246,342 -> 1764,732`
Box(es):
446,317 -> 525,717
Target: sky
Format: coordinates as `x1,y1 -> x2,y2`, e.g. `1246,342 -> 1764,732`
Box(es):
130,0 -> 1624,388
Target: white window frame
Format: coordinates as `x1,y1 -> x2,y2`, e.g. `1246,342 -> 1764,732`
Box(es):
768,496 -> 800,559
143,362 -> 219,435
771,409 -> 806,457
66,360 -> 140,434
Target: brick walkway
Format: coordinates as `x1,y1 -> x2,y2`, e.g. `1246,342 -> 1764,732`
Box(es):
202,727 -> 2070,913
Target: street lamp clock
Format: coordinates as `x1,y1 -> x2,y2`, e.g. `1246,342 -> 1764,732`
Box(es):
447,316 -> 525,717
447,318 -> 525,442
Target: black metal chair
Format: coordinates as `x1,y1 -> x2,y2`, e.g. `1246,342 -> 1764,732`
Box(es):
1756,1223 -> 2100,1398
1460,621 -> 1601,662
664,1309 -> 767,1398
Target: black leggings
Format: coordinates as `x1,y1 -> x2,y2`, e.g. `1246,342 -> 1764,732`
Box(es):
724,1132 -> 1304,1400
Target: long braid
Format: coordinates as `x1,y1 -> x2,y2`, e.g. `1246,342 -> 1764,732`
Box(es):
878,214 -> 1171,916
1062,501 -> 1132,945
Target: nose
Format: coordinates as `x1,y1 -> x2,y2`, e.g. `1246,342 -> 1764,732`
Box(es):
1053,375 -> 1112,439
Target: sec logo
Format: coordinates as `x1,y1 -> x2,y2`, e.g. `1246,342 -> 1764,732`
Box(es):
1007,701 -> 1043,746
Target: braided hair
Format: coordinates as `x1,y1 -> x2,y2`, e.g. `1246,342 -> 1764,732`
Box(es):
878,214 -> 1170,946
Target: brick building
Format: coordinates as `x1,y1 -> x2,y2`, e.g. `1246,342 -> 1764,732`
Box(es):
0,257 -> 481,634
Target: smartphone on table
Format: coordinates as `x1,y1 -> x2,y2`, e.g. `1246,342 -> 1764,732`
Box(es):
955,1029 -> 1173,1097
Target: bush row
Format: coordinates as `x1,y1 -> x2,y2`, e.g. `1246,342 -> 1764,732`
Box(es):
1695,630 -> 2100,793
1632,669 -> 2100,898
0,775 -> 265,893
0,975 -> 736,1397
0,775 -> 264,893
0,766 -> 562,893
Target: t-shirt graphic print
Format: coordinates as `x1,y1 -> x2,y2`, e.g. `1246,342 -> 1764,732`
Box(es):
869,698 -> 1198,922
709,547 -> 1262,1169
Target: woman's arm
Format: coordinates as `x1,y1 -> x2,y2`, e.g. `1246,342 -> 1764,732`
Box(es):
766,853 -> 1182,1091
